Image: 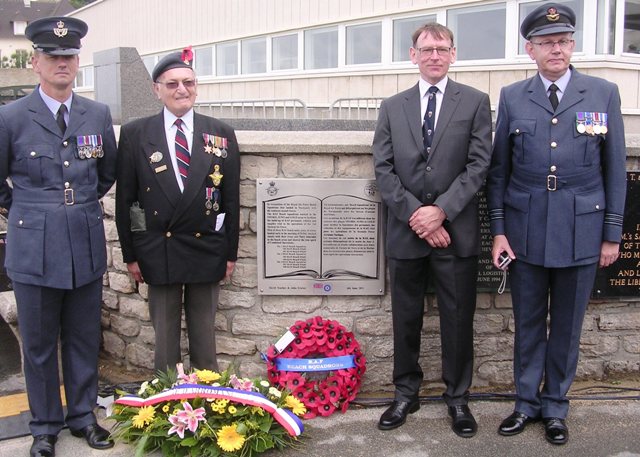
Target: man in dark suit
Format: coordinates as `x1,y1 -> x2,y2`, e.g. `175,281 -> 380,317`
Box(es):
116,48 -> 240,373
487,3 -> 626,445
0,16 -> 116,456
373,23 -> 492,437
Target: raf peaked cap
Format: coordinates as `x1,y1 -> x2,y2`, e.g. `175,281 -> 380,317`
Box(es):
152,47 -> 194,82
520,3 -> 576,39
25,16 -> 88,55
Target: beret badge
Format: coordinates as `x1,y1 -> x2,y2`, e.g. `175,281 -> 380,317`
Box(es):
53,20 -> 68,38
546,7 -> 560,22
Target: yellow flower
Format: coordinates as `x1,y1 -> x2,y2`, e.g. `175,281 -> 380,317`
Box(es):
196,369 -> 221,384
132,406 -> 155,428
162,404 -> 170,413
217,424 -> 245,452
250,406 -> 265,416
228,405 -> 237,414
285,395 -> 307,416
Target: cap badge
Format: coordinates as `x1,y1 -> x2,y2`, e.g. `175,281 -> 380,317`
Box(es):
546,7 -> 560,22
181,46 -> 193,65
53,20 -> 68,38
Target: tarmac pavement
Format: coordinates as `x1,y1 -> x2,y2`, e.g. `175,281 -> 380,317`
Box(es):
1,398 -> 639,457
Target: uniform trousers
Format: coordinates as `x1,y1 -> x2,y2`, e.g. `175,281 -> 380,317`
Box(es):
389,254 -> 477,405
509,260 -> 598,419
148,282 -> 220,371
13,278 -> 102,436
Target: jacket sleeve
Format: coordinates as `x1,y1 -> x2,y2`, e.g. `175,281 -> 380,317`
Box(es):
115,125 -> 138,263
222,126 -> 240,262
97,104 -> 117,200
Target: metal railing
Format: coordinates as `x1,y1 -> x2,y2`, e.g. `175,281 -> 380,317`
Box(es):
194,98 -> 308,119
328,97 -> 384,120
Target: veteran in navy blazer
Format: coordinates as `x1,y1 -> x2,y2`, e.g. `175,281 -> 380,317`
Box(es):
373,23 -> 492,438
487,3 -> 626,446
115,48 -> 240,373
0,17 -> 116,456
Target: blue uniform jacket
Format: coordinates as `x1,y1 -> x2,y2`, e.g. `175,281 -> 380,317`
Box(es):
487,67 -> 626,267
0,89 -> 117,288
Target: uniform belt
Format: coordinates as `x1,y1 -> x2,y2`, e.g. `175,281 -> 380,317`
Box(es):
13,189 -> 98,206
511,168 -> 602,192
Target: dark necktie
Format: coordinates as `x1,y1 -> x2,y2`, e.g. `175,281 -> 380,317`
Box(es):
174,119 -> 190,185
56,104 -> 67,134
548,83 -> 559,111
423,86 -> 438,155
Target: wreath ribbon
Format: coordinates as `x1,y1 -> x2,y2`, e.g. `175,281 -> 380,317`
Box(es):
115,384 -> 304,437
274,355 -> 355,372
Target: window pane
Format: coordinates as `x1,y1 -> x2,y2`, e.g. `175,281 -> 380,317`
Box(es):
393,15 -> 436,61
518,0 -> 584,53
272,34 -> 298,70
304,27 -> 338,69
195,47 -> 213,76
242,38 -> 266,74
449,4 -> 506,60
346,22 -> 381,65
84,66 -> 94,87
217,42 -> 238,76
76,71 -> 84,87
624,0 -> 640,53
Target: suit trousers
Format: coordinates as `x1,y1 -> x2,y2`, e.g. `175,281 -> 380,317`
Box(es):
13,278 -> 102,436
389,254 -> 477,405
148,282 -> 220,371
509,260 -> 598,419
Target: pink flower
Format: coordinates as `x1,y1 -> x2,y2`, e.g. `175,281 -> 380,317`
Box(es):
175,363 -> 198,384
175,401 -> 206,433
229,374 -> 254,391
168,414 -> 187,439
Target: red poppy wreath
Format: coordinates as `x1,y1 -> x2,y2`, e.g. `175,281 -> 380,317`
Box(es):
265,316 -> 366,418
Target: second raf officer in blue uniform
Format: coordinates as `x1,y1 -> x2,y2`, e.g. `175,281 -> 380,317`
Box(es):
487,3 -> 626,446
0,16 -> 117,457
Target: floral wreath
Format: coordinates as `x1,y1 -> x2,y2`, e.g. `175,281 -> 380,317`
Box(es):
265,316 -> 366,418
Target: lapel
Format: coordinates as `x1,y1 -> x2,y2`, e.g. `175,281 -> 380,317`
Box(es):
65,94 -> 88,141
430,79 -> 461,156
145,113 -> 181,208
27,89 -> 64,139
170,113 -> 214,223
402,84 -> 423,152
555,67 -> 586,115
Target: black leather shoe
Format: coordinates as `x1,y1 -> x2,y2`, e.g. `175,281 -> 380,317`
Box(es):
544,417 -> 568,445
498,411 -> 539,436
70,423 -> 114,450
378,400 -> 420,430
448,405 -> 477,438
30,435 -> 56,457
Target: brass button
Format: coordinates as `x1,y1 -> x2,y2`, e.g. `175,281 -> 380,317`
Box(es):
515,128 -> 520,134
30,151 -> 36,157
18,220 -> 23,225
206,210 -> 211,215
63,161 -> 70,167
550,165 -> 557,172
195,232 -> 201,238
153,211 -> 158,216
550,141 -> 557,148
146,187 -> 151,192
166,232 -> 172,238
63,141 -> 68,147
64,182 -> 70,188
595,205 -> 600,210
552,118 -> 558,125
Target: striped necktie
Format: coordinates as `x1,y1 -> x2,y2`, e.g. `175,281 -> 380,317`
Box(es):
174,118 -> 190,185
423,86 -> 438,155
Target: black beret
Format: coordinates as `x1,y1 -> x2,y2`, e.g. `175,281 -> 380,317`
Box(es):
152,47 -> 194,82
520,3 -> 576,39
25,16 -> 87,55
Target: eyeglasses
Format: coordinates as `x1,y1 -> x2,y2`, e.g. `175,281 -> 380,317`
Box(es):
415,46 -> 451,57
529,39 -> 574,51
156,79 -> 196,90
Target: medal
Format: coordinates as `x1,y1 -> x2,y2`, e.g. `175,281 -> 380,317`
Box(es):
600,112 -> 608,135
209,164 -> 223,187
213,201 -> 220,211
205,187 -> 214,209
150,151 -> 163,163
576,112 -> 586,134
593,112 -> 602,134
585,112 -> 594,135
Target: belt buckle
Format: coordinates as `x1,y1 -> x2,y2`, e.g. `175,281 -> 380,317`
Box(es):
546,175 -> 557,191
64,188 -> 75,205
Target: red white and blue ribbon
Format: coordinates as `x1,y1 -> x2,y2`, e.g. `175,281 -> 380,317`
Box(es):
115,384 -> 303,437
273,355 -> 355,372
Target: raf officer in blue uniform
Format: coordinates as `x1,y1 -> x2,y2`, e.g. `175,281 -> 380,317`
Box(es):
0,17 -> 116,456
487,3 -> 626,446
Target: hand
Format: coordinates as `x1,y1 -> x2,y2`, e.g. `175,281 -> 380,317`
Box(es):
224,261 -> 236,281
425,226 -> 451,248
599,241 -> 620,268
492,235 -> 515,270
126,261 -> 144,283
409,205 -> 446,238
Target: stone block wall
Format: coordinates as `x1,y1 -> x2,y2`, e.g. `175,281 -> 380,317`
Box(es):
99,131 -> 640,393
